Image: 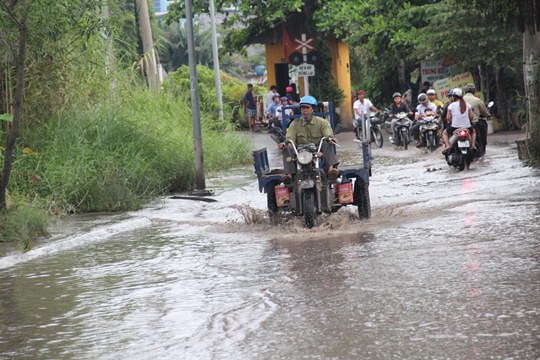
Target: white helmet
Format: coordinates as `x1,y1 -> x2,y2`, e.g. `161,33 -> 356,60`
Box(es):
452,88 -> 463,98
426,89 -> 436,95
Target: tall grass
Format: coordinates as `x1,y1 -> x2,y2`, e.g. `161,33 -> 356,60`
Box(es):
12,85 -> 252,214
0,206 -> 48,250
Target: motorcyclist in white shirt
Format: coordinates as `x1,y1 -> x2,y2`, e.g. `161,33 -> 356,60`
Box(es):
353,89 -> 380,140
412,93 -> 438,147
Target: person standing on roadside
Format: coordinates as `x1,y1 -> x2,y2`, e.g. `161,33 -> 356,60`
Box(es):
463,83 -> 489,155
243,84 -> 257,132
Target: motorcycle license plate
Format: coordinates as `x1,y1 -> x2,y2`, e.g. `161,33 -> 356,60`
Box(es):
458,140 -> 469,147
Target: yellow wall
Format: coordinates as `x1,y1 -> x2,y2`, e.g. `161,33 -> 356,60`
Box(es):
332,41 -> 352,127
264,43 -> 284,92
264,40 -> 353,127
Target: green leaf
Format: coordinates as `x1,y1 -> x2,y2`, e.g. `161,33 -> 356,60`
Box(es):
0,114 -> 13,122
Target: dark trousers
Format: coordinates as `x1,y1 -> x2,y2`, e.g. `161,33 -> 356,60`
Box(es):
475,119 -> 488,149
282,141 -> 338,174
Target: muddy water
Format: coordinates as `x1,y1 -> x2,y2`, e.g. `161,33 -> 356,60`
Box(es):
0,131 -> 539,359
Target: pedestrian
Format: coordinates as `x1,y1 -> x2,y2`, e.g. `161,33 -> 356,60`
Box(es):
243,84 -> 257,132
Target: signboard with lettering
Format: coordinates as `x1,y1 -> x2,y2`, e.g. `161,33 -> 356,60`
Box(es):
291,64 -> 315,77
433,72 -> 475,100
421,60 -> 448,85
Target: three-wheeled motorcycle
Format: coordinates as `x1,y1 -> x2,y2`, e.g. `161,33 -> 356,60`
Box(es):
253,102 -> 372,228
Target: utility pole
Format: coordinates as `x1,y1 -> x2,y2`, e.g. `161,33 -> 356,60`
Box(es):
209,0 -> 223,120
301,33 -> 309,96
135,0 -> 158,90
186,0 -> 211,196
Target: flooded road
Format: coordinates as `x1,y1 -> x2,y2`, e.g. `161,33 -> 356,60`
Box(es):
1,131 -> 539,359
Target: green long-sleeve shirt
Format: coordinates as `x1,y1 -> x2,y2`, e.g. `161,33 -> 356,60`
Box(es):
286,116 -> 334,145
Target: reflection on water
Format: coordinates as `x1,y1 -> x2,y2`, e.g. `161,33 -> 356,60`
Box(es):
0,133 -> 539,359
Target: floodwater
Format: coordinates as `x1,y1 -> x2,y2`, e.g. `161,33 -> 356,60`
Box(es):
1,131 -> 539,359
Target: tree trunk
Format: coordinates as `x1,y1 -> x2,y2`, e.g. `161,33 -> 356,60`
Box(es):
0,23 -> 26,210
523,29 -> 540,146
523,28 -> 540,161
135,0 -> 158,90
494,66 -> 510,130
398,58 -> 406,92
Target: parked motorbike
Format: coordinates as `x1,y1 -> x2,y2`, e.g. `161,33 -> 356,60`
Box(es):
389,112 -> 412,149
444,128 -> 474,171
418,114 -> 441,152
354,112 -> 384,148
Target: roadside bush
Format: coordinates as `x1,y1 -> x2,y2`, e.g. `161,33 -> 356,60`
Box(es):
163,65 -> 266,129
0,205 -> 48,250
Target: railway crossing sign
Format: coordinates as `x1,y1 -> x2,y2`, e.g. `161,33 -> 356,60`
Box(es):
294,64 -> 315,77
294,37 -> 314,52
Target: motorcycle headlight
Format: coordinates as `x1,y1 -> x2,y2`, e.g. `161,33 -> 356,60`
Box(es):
297,151 -> 313,165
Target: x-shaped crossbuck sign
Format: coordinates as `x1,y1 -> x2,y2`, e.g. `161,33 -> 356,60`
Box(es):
294,38 -> 314,51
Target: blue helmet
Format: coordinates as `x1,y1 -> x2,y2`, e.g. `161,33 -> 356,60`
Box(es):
299,95 -> 318,107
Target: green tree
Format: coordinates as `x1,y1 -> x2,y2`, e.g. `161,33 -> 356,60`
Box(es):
0,0 -> 102,210
408,0 -> 523,127
466,0 -> 539,160
157,21 -> 213,72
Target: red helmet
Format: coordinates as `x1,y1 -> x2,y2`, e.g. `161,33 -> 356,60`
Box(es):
286,86 -> 293,92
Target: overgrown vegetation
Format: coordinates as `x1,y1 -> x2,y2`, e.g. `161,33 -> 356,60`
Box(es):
0,1 -> 253,247
0,206 -> 48,250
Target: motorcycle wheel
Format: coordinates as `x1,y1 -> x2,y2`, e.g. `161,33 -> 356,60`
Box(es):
266,183 -> 279,225
466,152 -> 473,169
267,184 -> 278,213
302,190 -> 316,228
458,153 -> 466,171
403,131 -> 409,150
427,132 -> 436,152
372,129 -> 383,148
354,179 -> 371,220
